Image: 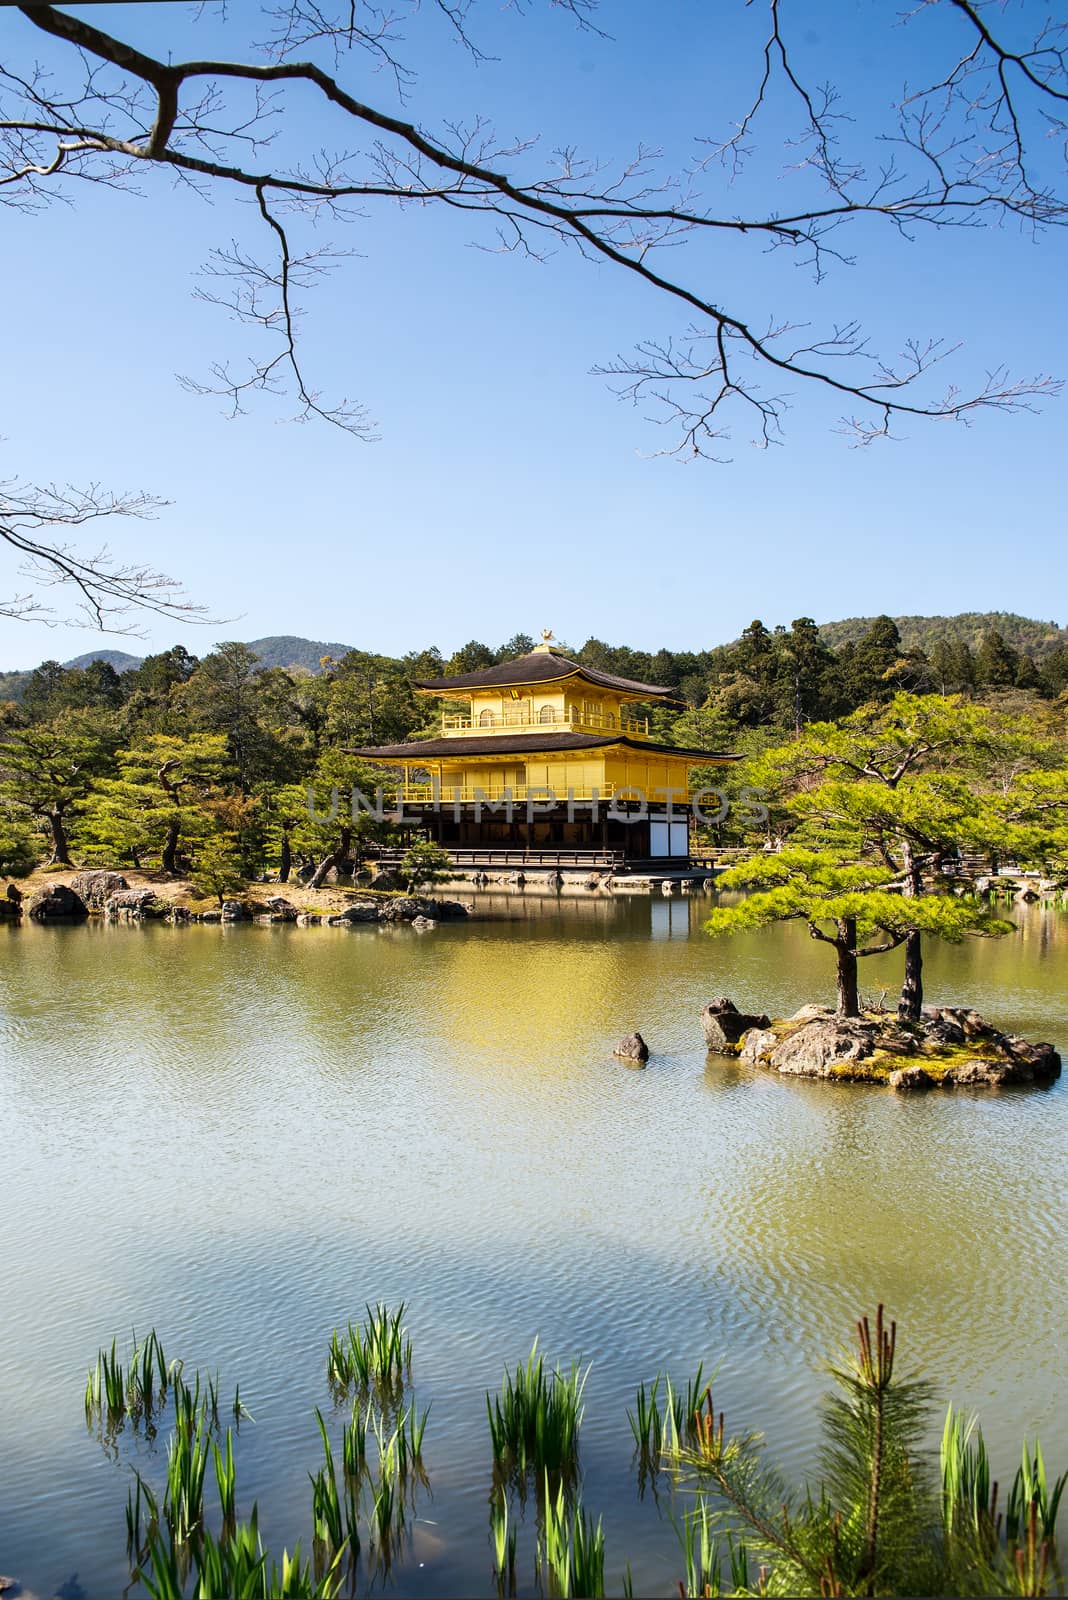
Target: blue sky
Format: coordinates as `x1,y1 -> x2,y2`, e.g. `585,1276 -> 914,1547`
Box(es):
2,0 -> 1066,668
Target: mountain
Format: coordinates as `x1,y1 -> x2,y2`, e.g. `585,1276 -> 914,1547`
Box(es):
242,636 -> 355,672
54,637 -> 356,675
816,612 -> 1068,661
63,649 -> 143,672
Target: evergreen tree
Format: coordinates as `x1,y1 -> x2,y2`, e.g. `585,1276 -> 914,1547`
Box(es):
0,710 -> 118,865
81,732 -> 232,872
975,630 -> 1019,688
725,695 -> 1021,1016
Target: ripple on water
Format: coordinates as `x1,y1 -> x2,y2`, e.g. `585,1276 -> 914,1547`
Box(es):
0,908 -> 1066,1597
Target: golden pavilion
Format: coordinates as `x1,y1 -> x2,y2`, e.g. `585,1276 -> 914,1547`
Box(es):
353,632 -> 735,869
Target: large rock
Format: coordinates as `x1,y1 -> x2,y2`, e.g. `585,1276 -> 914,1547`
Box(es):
380,896 -> 468,923
104,888 -> 167,919
220,900 -> 251,921
739,1027 -> 779,1064
372,868 -> 405,891
787,1003 -> 835,1024
768,1019 -> 875,1077
265,896 -> 298,922
889,1065 -> 935,1093
701,997 -> 772,1053
70,869 -> 128,908
614,1032 -> 650,1064
26,883 -> 88,921
332,901 -> 381,924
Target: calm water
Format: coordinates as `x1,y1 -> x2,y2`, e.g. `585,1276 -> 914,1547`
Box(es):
1,893 -> 1066,1598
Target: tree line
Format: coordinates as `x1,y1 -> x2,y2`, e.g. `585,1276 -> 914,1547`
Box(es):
1,618 -> 1067,902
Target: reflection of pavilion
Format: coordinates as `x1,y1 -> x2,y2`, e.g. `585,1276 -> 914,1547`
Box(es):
354,634 -> 736,871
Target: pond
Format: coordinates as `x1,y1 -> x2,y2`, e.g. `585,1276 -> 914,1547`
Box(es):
1,893 -> 1066,1597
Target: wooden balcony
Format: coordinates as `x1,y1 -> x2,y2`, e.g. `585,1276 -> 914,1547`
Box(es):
393,781 -> 698,805
441,707 -> 650,738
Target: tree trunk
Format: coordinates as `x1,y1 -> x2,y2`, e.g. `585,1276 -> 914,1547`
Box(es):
47,808 -> 72,866
308,824 -> 352,889
899,932 -> 923,1022
161,817 -> 180,875
279,828 -> 292,883
836,915 -> 860,1017
898,843 -> 924,1021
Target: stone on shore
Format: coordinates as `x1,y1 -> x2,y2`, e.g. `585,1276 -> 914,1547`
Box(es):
104,888 -> 168,919
614,1032 -> 650,1064
701,997 -> 772,1053
70,869 -> 128,908
26,883 -> 88,921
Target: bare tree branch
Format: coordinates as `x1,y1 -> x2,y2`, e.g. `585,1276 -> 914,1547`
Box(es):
0,477 -> 213,633
1,0 -> 1064,454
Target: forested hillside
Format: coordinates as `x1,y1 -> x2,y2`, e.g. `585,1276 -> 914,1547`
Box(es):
817,612 -> 1068,660
3,615 -> 1067,882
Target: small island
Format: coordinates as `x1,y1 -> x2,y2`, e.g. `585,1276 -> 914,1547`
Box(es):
702,997 -> 1061,1091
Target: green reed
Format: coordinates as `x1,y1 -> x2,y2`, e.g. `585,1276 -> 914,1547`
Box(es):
674,1499 -> 751,1598
942,1406 -> 999,1546
490,1487 -> 517,1596
342,1402 -> 370,1479
139,1519 -> 342,1600
628,1365 -> 708,1468
487,1341 -> 587,1477
1006,1437 -> 1067,1545
213,1427 -> 237,1527
126,1471 -> 160,1559
538,1473 -> 605,1599
164,1403 -> 210,1544
309,1410 -> 346,1556
327,1303 -> 411,1392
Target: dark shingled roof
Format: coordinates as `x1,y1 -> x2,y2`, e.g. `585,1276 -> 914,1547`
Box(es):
351,732 -> 737,761
413,649 -> 680,698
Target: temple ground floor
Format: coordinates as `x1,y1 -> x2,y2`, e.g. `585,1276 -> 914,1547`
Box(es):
391,803 -> 710,873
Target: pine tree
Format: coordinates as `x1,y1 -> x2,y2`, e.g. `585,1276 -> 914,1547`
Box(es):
0,710 -> 118,865
722,696 -> 1023,1017
80,732 -> 232,872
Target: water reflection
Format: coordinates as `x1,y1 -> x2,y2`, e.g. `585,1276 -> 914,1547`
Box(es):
0,900 -> 1065,1598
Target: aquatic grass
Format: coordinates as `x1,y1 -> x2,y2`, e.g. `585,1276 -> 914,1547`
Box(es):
627,1374 -> 665,1458
86,1331 -> 173,1430
489,1488 -> 517,1595
1006,1437 -> 1067,1545
139,1526 -> 184,1600
369,1399 -> 431,1485
629,1367 -> 707,1457
213,1427 -> 237,1527
309,1410 -> 346,1556
194,1519 -> 266,1598
327,1304 -> 411,1393
126,1471 -> 160,1559
673,1500 -> 752,1598
342,1401 -> 370,1479
164,1403 -> 211,1544
487,1341 -> 587,1478
537,1473 -> 605,1599
942,1406 -> 999,1546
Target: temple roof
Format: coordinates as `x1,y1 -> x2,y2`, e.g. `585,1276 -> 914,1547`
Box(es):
351,732 -> 737,761
412,648 -> 680,698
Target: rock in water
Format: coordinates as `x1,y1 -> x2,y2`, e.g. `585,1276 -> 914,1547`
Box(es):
701,997 -> 772,1052
70,869 -> 128,908
889,1065 -> 935,1093
26,883 -> 89,921
614,1032 -> 650,1064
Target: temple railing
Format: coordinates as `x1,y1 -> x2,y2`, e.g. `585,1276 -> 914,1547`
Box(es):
440,708 -> 651,737
393,781 -> 698,805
